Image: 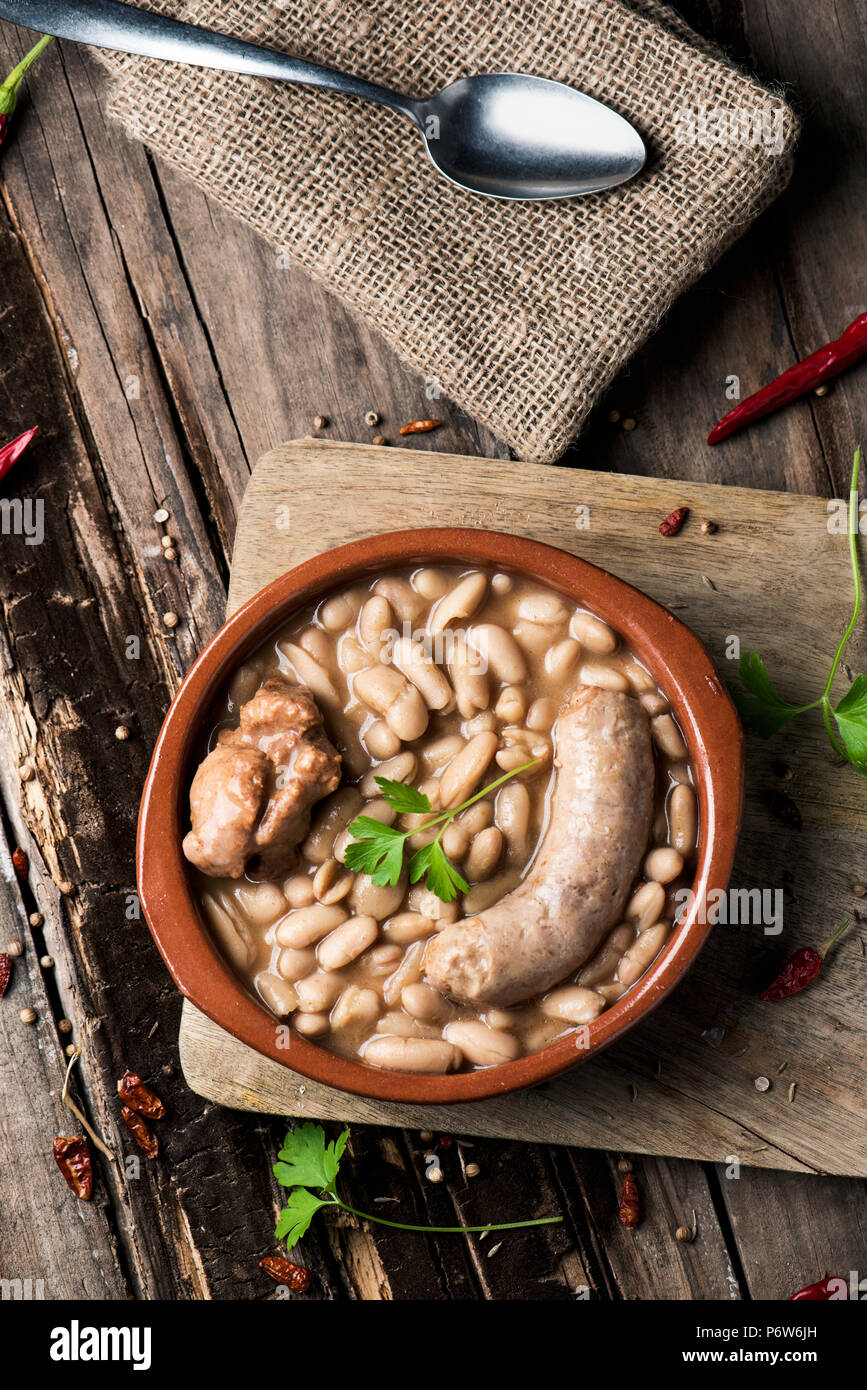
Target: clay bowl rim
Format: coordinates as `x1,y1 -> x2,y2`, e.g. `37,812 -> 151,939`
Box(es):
137,526 -> 744,1105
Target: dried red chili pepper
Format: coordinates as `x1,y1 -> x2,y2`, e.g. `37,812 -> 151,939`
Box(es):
118,1070 -> 166,1119
618,1173 -> 640,1228
53,1135 -> 93,1200
0,38 -> 52,153
259,1256 -> 312,1293
120,1104 -> 159,1159
790,1275 -> 847,1300
11,846 -> 28,881
759,920 -> 850,1001
708,313 -> 867,445
398,419 -> 442,435
0,952 -> 10,999
659,506 -> 689,537
0,427 -> 38,484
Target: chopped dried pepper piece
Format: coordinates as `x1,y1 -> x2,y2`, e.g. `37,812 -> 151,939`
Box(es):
118,1070 -> 166,1119
53,1135 -> 93,1200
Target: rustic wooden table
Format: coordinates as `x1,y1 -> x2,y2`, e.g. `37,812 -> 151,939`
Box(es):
0,2 -> 865,1303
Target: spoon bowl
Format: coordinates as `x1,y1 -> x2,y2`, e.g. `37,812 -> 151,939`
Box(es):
3,0 -> 647,201
415,73 -> 646,199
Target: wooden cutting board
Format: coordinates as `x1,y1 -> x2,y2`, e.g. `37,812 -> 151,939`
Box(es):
179,440 -> 867,1175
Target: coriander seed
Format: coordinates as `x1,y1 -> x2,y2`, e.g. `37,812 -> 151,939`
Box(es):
153,507 -> 169,524
164,547 -> 177,562
160,535 -> 173,548
314,414 -> 329,430
372,435 -> 388,446
607,409 -> 621,423
364,410 -> 380,427
7,940 -> 23,957
40,955 -> 54,969
675,1225 -> 693,1243
29,913 -> 43,928
617,1158 -> 633,1174
622,417 -> 637,432
700,519 -> 718,535
465,1162 -> 481,1178
162,611 -> 179,629
115,725 -> 131,741
20,1007 -> 36,1024
754,1075 -> 771,1092
58,1017 -> 73,1034
852,883 -> 866,897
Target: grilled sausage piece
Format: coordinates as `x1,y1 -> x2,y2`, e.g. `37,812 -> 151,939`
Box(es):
423,685 -> 654,1006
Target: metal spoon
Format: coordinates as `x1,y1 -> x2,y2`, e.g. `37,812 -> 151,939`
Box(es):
1,0 -> 646,200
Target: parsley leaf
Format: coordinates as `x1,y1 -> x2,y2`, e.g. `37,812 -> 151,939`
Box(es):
735,652 -> 805,737
374,776 -> 432,814
274,1122 -> 350,1191
275,1188 -> 331,1249
343,818 -> 409,885
272,1123 -> 561,1248
737,447 -> 866,774
833,675 -> 867,775
408,839 -> 469,901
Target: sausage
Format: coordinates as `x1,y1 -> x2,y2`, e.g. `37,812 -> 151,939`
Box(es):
423,685 -> 654,1007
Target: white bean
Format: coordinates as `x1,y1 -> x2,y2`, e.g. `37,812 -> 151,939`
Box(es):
640,692 -> 669,717
517,592 -> 569,625
275,904 -> 348,948
669,784 -> 698,856
401,982 -> 449,1023
577,662 -> 629,693
464,826 -> 503,882
312,858 -> 354,904
651,714 -> 688,760
364,942 -> 402,973
513,619 -> 554,655
337,633 -> 368,674
349,871 -> 407,920
317,914 -> 379,971
319,592 -> 358,631
491,572 -> 513,594
295,971 -> 345,1013
374,576 -> 424,623
441,822 -> 470,861
283,873 -> 316,908
293,1011 -> 330,1038
541,986 -> 606,1024
617,923 -> 669,986
406,886 -> 461,923
412,567 -> 448,601
256,971 -> 298,1017
382,941 -> 424,1006
234,881 -> 288,927
457,800 -> 495,834
545,638 -> 581,682
526,697 -> 558,732
228,663 -> 262,710
277,947 -> 317,981
383,911 -> 438,944
330,985 -> 382,1030
625,880 -> 667,932
569,610 -> 618,654
440,731 -> 498,808
644,846 -> 684,884
201,895 -> 251,971
494,685 -> 527,723
354,664 -> 428,741
462,710 -> 497,737
282,642 -> 339,707
363,718 -> 401,760
391,635 -> 454,711
495,781 -> 531,858
361,751 -> 417,796
420,733 -> 466,769
359,797 -> 397,827
428,572 -> 488,634
467,624 -> 527,684
462,868 -> 521,915
299,626 -> 332,665
447,634 -> 489,718
358,595 -> 394,654
443,1020 -> 520,1066
578,922 -> 636,988
619,658 -> 657,694
362,1036 -> 461,1073
302,788 -> 363,864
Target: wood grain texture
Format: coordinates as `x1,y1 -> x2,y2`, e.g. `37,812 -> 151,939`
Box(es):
182,440 -> 867,1176
0,0 -> 865,1300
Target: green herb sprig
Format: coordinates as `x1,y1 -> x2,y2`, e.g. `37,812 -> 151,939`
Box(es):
274,1123 -> 561,1248
737,447 -> 867,774
344,760 -> 536,902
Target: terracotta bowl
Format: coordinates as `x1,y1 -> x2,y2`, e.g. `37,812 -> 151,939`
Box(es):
137,528 -> 743,1104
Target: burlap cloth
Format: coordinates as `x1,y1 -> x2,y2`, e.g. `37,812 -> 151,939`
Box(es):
97,1 -> 798,462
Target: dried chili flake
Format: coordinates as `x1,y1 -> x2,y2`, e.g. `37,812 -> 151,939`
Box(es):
53,1135 -> 93,1200
118,1070 -> 166,1119
659,506 -> 689,537
11,847 -> 28,881
618,1173 -> 640,1228
120,1104 -> 159,1159
759,920 -> 850,1001
0,952 -> 10,998
398,419 -> 442,435
790,1275 -> 848,1300
259,1255 -> 311,1293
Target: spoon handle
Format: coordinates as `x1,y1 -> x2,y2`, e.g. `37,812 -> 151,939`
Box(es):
0,0 -> 417,118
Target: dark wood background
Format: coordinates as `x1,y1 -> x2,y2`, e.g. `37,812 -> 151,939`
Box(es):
0,0 -> 865,1301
